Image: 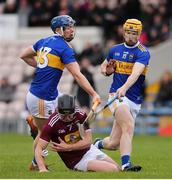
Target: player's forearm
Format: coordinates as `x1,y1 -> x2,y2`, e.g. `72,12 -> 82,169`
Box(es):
35,145 -> 47,172
123,72 -> 140,91
22,57 -> 37,67
20,46 -> 37,68
74,73 -> 97,97
70,138 -> 91,150
70,131 -> 92,151
66,62 -> 97,97
123,63 -> 145,90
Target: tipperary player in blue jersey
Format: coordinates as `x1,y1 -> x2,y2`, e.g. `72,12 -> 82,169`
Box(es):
94,19 -> 150,172
20,15 -> 101,171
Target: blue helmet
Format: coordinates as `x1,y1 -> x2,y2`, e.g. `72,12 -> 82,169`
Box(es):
51,15 -> 76,33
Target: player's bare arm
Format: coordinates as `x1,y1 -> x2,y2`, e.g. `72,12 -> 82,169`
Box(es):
35,139 -> 49,172
65,62 -> 101,104
117,62 -> 145,98
50,130 -> 92,152
20,46 -> 37,68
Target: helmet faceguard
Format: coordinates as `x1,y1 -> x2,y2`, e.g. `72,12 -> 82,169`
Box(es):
57,94 -> 75,122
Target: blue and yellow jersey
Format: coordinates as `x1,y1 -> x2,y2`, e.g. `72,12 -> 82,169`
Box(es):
107,41 -> 150,104
30,35 -> 76,101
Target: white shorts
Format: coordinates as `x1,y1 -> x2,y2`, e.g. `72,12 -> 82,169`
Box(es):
108,93 -> 141,120
26,91 -> 59,119
74,145 -> 108,172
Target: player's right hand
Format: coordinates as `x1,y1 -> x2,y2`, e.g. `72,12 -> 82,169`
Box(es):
106,59 -> 116,75
92,93 -> 101,105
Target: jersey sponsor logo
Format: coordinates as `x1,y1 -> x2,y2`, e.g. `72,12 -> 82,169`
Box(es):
37,47 -> 65,70
58,129 -> 65,134
115,60 -> 148,75
64,130 -> 81,144
114,52 -> 120,56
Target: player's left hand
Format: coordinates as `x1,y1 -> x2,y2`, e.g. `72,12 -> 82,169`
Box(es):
50,138 -> 72,152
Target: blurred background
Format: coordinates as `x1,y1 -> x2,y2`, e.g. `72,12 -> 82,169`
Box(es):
0,0 -> 172,136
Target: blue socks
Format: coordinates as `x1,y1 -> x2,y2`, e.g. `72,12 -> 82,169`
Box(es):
98,140 -> 104,149
95,139 -> 104,149
121,155 -> 130,166
121,155 -> 131,170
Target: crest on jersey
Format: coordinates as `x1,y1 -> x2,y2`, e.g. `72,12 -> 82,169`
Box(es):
64,131 -> 81,144
129,54 -> 134,60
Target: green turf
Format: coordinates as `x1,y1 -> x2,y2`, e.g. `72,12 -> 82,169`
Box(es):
0,133 -> 172,179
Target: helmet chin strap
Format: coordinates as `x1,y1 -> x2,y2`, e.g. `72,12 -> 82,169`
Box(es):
60,27 -> 64,36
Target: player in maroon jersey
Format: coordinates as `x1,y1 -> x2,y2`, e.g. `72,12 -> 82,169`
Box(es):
35,94 -> 120,172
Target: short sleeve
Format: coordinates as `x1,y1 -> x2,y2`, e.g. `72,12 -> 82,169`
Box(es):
40,123 -> 53,142
32,39 -> 44,52
61,47 -> 76,64
136,51 -> 150,66
75,109 -> 91,130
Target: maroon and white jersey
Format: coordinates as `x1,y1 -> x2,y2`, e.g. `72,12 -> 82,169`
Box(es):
40,107 -> 90,169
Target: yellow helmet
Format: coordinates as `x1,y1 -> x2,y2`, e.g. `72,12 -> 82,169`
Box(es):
123,19 -> 142,34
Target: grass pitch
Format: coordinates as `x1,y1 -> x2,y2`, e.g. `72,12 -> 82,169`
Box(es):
0,133 -> 172,179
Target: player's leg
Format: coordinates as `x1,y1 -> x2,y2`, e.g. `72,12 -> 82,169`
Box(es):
32,117 -> 47,151
29,117 -> 47,170
115,104 -> 134,169
87,159 -> 119,172
95,94 -> 142,172
26,114 -> 38,140
26,92 -> 57,171
94,120 -> 121,150
102,156 -> 120,169
94,93 -> 122,150
74,145 -> 120,172
104,120 -> 121,149
115,98 -> 142,171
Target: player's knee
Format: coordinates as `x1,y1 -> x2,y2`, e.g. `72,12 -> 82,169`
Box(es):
106,141 -> 119,150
